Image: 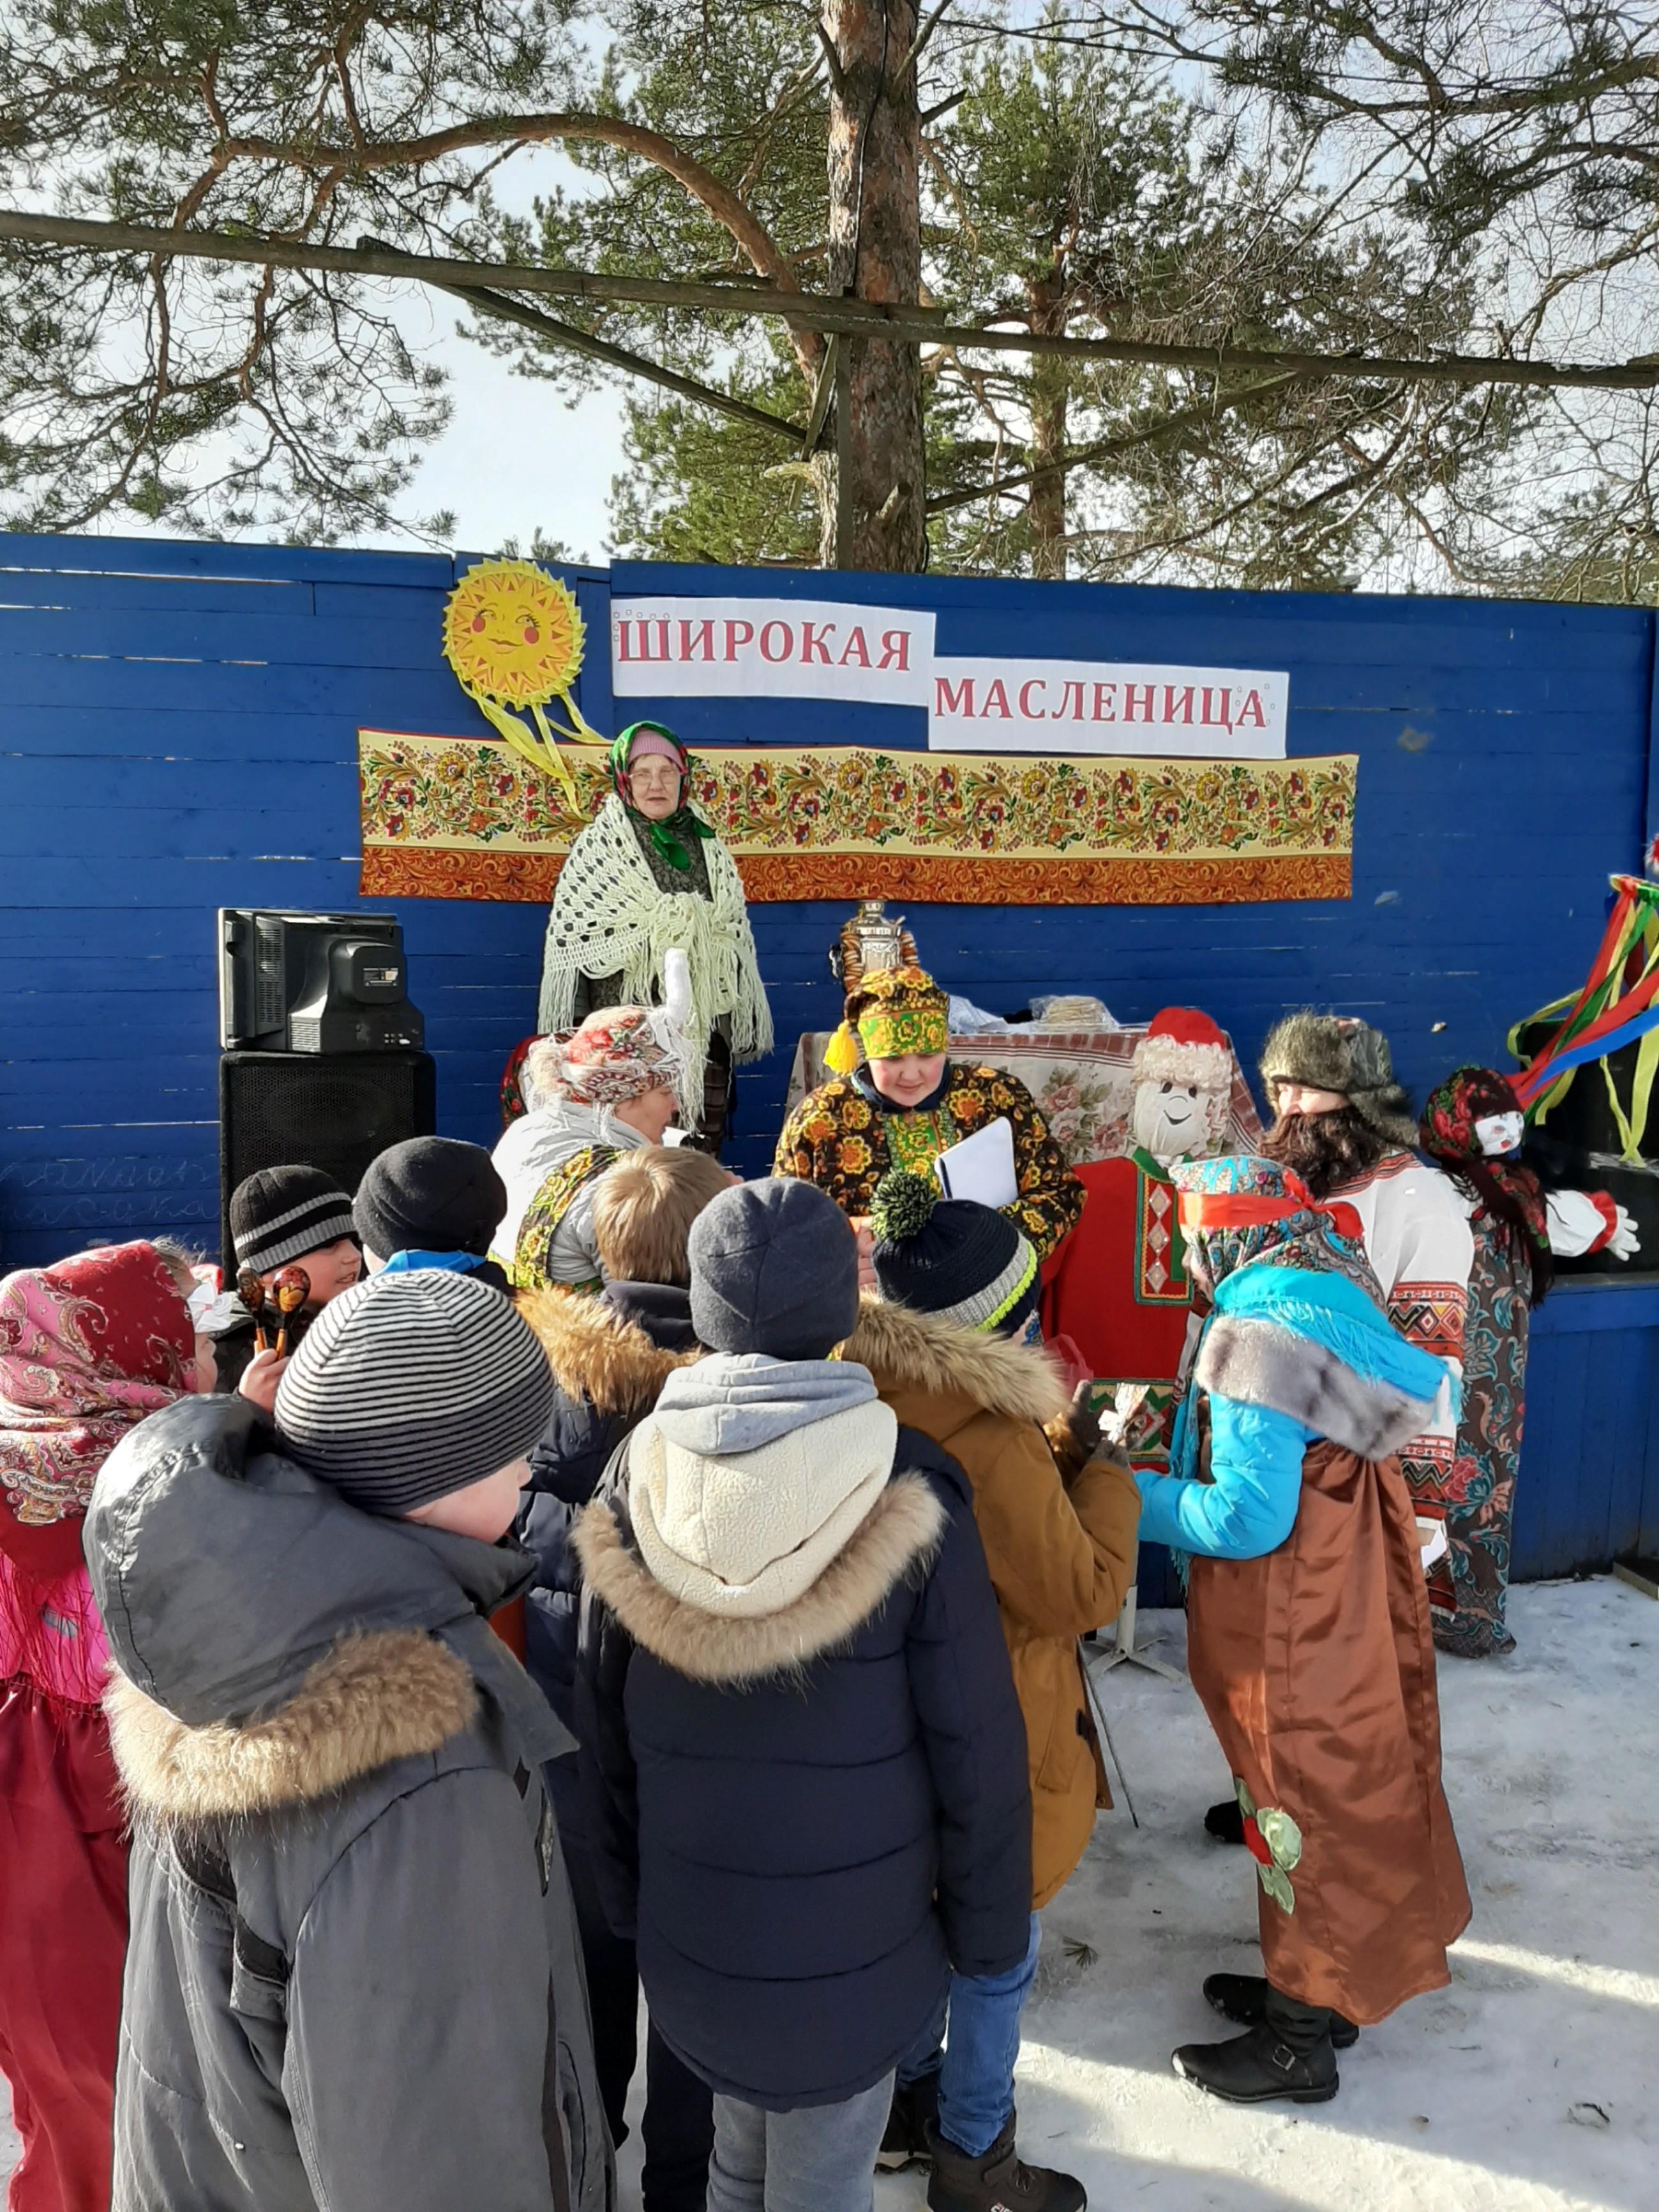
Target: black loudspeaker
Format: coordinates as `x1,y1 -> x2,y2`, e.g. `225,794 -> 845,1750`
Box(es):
218,1050 -> 437,1267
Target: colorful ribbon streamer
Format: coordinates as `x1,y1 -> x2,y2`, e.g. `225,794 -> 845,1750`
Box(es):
1511,875 -> 1659,1158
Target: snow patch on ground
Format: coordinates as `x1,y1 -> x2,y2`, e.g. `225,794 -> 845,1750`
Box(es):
871,1576 -> 1658,2212
6,1578 -> 1655,2209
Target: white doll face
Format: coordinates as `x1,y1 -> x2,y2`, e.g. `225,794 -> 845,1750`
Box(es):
1475,1110 -> 1524,1158
1132,1076 -> 1208,1164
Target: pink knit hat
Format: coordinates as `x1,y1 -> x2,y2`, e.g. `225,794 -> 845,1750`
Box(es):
624,728 -> 683,769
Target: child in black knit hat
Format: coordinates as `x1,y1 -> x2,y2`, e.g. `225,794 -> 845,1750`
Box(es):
354,1136 -> 511,1293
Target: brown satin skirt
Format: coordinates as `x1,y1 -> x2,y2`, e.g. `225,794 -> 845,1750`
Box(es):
1187,1440 -> 1471,2025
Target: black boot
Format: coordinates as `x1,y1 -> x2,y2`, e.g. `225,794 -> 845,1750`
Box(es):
878,2071 -> 940,2172
1205,1798 -> 1245,1845
1173,1986 -> 1339,2107
926,2117 -> 1086,2212
1203,1972 -> 1359,2049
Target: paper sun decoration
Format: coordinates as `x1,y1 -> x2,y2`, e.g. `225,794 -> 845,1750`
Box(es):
442,559 -> 607,802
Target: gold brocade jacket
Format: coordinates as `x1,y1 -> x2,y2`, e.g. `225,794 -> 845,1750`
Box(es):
773,1062 -> 1084,1262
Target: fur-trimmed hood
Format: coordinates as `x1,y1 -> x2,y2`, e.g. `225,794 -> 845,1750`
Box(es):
573,1471 -> 943,1687
1196,1311 -> 1447,1462
109,1626 -> 477,1824
843,1296 -> 1069,1429
85,1394 -> 535,1750
517,1283 -> 698,1416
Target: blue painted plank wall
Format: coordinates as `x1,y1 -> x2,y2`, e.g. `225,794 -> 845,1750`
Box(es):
0,536 -> 582,1266
610,559 -> 1653,1185
1,532 -> 1654,1582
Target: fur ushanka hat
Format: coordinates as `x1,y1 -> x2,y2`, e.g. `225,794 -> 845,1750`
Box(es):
1259,1012 -> 1419,1149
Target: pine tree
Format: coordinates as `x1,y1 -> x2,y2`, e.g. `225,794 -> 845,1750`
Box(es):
590,27 -> 1524,587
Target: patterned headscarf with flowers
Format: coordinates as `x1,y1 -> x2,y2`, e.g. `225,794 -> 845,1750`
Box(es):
1171,1152 -> 1384,1304
539,1004 -> 684,1108
825,964 -> 950,1078
1421,1065 -> 1552,1304
0,1242 -> 193,1539
607,721 -> 717,873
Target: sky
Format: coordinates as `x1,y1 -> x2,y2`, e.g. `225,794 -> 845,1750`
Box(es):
387,279 -> 626,566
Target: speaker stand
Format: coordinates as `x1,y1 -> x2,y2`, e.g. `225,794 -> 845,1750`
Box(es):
1090,1590 -> 1184,1683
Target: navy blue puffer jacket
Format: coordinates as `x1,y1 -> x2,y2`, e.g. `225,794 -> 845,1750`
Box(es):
574,1394 -> 1032,2112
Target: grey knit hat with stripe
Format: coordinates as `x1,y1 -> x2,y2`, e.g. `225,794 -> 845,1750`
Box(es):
274,1270 -> 555,1514
230,1165 -> 359,1274
869,1170 -> 1040,1338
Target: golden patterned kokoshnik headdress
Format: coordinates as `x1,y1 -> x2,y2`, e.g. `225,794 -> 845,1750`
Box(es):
825,965 -> 950,1075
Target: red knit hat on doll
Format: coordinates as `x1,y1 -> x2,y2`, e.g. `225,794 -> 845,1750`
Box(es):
1130,1007 -> 1233,1164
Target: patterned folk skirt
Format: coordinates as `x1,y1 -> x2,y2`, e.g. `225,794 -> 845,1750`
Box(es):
1438,1221 -> 1531,1659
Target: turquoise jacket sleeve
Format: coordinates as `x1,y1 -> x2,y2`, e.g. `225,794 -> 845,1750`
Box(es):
1136,1397 -> 1312,1560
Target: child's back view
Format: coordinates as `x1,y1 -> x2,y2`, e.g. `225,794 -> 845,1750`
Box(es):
85,1269 -> 611,2212
576,1178 -> 1032,2212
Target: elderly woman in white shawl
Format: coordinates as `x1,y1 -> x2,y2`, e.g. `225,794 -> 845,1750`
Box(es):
537,721 -> 772,1148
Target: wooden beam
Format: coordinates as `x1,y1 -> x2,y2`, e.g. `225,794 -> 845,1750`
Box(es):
800,333 -> 841,456
400,254 -> 801,442
4,207 -> 1659,393
834,334 -> 856,566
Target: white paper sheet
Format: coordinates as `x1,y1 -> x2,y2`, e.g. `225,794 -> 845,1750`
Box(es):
934,1117 -> 1018,1209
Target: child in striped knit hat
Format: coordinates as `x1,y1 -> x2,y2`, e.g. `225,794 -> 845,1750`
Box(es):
83,1269 -> 611,2212
204,1164 -> 364,1395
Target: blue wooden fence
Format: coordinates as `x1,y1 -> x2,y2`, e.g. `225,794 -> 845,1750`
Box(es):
1,532 -> 1656,1570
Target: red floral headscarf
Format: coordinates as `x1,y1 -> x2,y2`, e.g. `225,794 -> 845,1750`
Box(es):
1421,1067 -> 1552,1303
0,1242 -> 194,1544
536,1005 -> 683,1108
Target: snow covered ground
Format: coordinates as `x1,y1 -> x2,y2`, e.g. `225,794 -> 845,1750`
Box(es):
6,1577 -> 1655,2209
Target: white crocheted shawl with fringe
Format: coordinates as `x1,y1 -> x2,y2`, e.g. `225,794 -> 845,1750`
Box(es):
537,794 -> 773,1122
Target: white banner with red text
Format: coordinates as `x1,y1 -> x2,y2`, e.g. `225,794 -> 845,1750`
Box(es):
610,596 -> 935,706
927,659 -> 1287,756
608,594 -> 1287,758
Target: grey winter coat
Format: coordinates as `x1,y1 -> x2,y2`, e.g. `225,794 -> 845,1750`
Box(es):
83,1394 -> 612,2212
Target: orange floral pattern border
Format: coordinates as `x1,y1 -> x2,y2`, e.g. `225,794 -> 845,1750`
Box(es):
359,729 -> 1355,907
363,845 -> 1349,908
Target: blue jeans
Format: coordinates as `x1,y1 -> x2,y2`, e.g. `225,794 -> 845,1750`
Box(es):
901,1914 -> 1042,2158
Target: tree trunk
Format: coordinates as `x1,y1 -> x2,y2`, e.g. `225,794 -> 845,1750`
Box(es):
1028,273 -> 1069,580
824,0 -> 927,572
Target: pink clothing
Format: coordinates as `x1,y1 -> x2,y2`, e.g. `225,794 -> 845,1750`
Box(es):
0,1681 -> 128,2212
0,1243 -> 191,1534
0,1242 -> 190,1706
0,1244 -> 193,2211
0,1558 -> 109,1711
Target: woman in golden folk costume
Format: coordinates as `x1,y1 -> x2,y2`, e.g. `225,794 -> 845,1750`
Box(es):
774,967 -> 1083,1283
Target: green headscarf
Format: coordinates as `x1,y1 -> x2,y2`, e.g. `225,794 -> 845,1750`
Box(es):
608,721 -> 718,872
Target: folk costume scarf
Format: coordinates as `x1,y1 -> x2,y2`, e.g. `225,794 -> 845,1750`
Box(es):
606,723 -> 717,875
1170,1152 -> 1383,1302
0,1242 -> 192,1701
0,1243 -> 192,1540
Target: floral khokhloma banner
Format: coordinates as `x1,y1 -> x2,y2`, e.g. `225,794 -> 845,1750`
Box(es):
358,731 -> 1356,906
